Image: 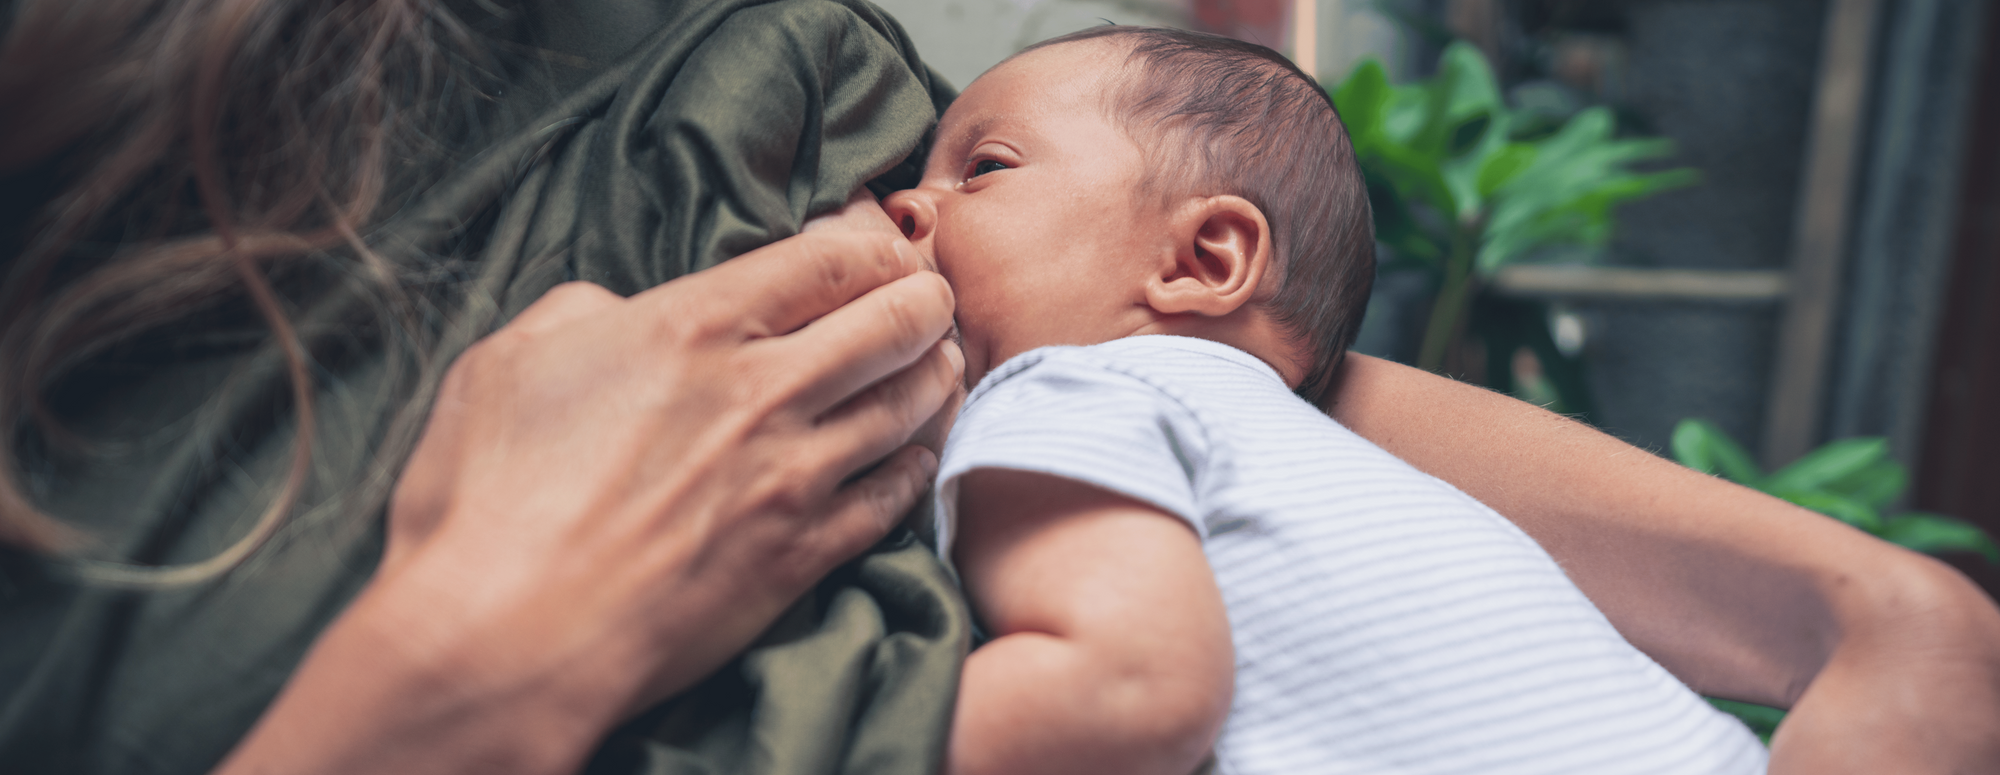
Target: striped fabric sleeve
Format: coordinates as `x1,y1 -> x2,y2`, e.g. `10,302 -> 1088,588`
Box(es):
932,351 -> 1211,561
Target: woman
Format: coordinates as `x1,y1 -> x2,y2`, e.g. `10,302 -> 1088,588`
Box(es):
1,1 -> 1994,773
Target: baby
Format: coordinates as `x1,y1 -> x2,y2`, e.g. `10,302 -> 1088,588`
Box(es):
881,27 -> 1767,775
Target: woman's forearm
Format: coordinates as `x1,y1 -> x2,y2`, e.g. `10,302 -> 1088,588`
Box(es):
1324,354 -> 2000,771
214,566 -> 628,775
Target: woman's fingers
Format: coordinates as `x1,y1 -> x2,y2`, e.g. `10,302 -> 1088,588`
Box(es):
816,339 -> 964,476
813,444 -> 941,559
654,231 -> 927,339
781,269 -> 957,417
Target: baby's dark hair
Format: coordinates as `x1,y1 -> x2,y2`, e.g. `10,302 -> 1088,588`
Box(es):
1019,26 -> 1375,404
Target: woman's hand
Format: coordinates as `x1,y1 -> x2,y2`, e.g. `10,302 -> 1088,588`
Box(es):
217,231 -> 963,775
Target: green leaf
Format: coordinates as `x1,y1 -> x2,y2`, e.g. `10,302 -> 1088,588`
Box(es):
1879,514 -> 2000,563
1706,697 -> 1784,744
1765,437 -> 1888,494
1777,490 -> 1884,533
1379,82 -> 1434,144
1393,43 -> 1500,202
1337,61 -> 1452,250
1415,43 -> 1508,221
1670,419 -> 1762,484
1344,41 -> 1696,284
1344,75 -> 1460,220
1363,171 -> 1444,267
1434,42 -> 1504,125
1448,114 -> 1494,157
1331,59 -> 1392,143
1371,139 -> 1459,218
1824,459 -> 1908,508
1671,420 -> 1717,473
1474,109 -> 1695,271
1476,143 -> 1538,198
1439,111 -> 1511,222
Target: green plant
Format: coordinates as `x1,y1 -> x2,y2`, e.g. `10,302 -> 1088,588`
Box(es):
1328,43 -> 1696,392
1705,697 -> 1785,744
1671,418 -> 1999,741
1670,419 -> 2000,561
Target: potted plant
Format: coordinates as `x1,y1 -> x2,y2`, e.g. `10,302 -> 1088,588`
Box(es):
1329,42 -> 1695,414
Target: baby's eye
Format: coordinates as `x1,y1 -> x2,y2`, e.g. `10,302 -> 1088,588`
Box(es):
971,159 -> 1009,177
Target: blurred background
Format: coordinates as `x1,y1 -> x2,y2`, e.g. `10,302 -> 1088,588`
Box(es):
873,0 -> 2000,598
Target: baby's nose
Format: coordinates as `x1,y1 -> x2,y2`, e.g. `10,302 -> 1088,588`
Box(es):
881,189 -> 937,243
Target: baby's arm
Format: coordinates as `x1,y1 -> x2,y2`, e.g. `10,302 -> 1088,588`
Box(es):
947,468 -> 1233,775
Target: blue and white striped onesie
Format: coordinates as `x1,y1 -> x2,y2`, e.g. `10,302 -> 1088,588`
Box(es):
933,335 -> 1767,775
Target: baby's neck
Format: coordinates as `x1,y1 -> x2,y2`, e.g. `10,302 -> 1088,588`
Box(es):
1130,310 -> 1307,389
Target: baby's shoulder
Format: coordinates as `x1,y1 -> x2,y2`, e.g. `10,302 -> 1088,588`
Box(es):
976,336 -> 1360,462
989,337 -> 1288,400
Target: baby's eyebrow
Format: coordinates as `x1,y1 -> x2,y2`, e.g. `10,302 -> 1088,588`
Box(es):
948,116 -> 1002,154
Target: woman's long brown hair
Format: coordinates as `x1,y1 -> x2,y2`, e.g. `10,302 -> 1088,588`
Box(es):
0,0 -> 476,586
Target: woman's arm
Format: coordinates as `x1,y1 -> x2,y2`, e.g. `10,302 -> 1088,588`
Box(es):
214,231 -> 963,775
1324,353 -> 2000,773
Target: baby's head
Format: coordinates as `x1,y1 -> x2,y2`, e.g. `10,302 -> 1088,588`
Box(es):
884,26 -> 1373,403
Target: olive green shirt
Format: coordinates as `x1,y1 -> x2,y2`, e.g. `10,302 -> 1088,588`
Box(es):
0,2 -> 971,772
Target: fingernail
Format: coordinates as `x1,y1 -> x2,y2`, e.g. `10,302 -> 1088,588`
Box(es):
917,447 -> 939,478
941,338 -> 965,377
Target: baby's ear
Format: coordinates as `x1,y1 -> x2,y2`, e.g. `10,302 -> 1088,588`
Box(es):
1146,195 -> 1272,317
